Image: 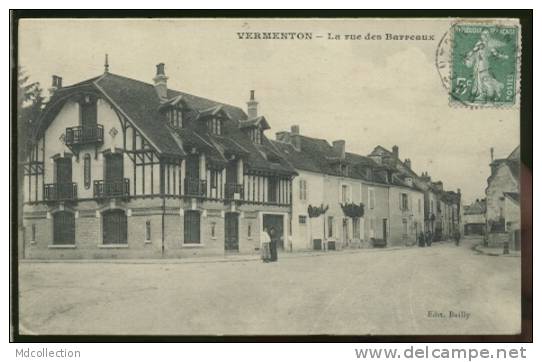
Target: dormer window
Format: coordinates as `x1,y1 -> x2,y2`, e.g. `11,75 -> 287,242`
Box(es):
249,128 -> 263,144
207,117 -> 222,135
238,116 -> 270,145
337,163 -> 350,177
167,108 -> 183,128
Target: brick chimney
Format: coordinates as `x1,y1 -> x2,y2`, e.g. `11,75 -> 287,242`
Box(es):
332,140 -> 346,159
52,75 -> 62,88
291,125 -> 301,151
49,75 -> 62,95
247,90 -> 258,119
153,63 -> 168,100
392,145 -> 399,159
404,158 -> 411,169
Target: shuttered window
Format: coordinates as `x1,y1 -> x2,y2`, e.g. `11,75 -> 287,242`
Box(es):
184,210 -> 201,244
103,210 -> 128,244
53,211 -> 75,245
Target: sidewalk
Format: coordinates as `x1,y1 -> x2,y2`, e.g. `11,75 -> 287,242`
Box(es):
473,243 -> 521,257
20,244 -> 408,265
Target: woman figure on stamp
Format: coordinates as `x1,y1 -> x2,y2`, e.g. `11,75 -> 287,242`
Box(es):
464,28 -> 509,102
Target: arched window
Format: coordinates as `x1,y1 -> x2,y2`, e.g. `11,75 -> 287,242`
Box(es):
84,153 -> 91,189
53,211 -> 75,245
103,209 -> 128,244
184,210 -> 201,244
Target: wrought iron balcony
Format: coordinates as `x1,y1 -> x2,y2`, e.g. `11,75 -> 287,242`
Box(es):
43,182 -> 78,202
184,177 -> 207,197
93,178 -> 130,199
65,125 -> 104,146
224,183 -> 244,200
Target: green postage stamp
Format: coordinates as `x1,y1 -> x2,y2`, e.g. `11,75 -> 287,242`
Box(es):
450,23 -> 520,107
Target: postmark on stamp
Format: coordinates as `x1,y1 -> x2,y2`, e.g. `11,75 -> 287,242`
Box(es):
448,23 -> 520,107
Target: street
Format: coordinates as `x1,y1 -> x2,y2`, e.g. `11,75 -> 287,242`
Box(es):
18,237 -> 521,335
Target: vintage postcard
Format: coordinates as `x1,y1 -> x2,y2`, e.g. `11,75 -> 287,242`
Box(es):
14,17 -> 524,337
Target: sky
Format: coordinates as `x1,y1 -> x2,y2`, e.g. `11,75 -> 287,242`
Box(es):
18,18 -> 521,204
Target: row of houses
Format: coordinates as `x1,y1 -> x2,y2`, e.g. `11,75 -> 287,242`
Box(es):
463,146 -> 520,249
21,62 -> 461,259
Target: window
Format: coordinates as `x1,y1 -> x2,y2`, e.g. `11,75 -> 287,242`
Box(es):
207,118 -> 222,135
400,193 -> 409,211
341,184 -> 350,203
103,209 -> 127,244
369,218 -> 375,238
299,215 -> 307,224
327,216 -> 334,237
211,222 -> 216,238
210,169 -> 219,189
84,153 -> 91,189
368,188 -> 376,209
353,217 -> 360,239
31,224 -> 36,242
53,211 -> 75,245
402,219 -> 408,236
145,220 -> 151,241
418,198 -> 422,213
168,108 -> 183,128
248,223 -> 252,238
268,177 -> 278,203
184,210 -> 201,244
299,179 -> 307,201
250,128 -> 263,144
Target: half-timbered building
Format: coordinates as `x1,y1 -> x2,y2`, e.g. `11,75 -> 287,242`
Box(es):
22,62 -> 296,258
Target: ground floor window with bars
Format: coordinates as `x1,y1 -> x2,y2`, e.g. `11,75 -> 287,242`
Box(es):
184,210 -> 201,244
102,209 -> 128,245
53,211 -> 75,245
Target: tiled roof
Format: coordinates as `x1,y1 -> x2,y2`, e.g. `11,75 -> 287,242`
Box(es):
464,199 -> 486,215
33,72 -> 296,175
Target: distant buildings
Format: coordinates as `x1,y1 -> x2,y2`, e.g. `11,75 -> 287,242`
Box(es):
463,199 -> 486,236
274,125 -> 460,251
484,146 -> 520,249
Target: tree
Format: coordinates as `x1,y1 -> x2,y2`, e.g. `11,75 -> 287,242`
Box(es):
17,66 -> 44,161
16,67 -> 44,245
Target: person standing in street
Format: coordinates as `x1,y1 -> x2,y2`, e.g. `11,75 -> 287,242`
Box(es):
260,227 -> 271,262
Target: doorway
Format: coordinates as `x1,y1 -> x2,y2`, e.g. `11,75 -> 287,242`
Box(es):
263,214 -> 284,250
382,218 -> 388,242
225,212 -> 239,251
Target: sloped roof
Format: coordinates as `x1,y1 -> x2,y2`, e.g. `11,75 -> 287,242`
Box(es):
238,116 -> 271,130
464,199 -> 486,215
504,192 -> 520,204
32,72 -> 296,175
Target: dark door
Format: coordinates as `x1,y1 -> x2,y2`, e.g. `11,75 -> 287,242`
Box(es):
55,157 -> 72,199
53,211 -> 75,245
56,157 -> 72,184
226,161 -> 237,184
382,218 -> 388,242
224,213 -> 239,251
184,210 -> 201,244
81,98 -> 97,128
186,154 -> 200,179
263,214 -> 284,249
103,209 -> 127,244
105,153 -> 123,183
267,177 -> 278,203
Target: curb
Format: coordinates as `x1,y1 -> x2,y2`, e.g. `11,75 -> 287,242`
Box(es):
472,243 -> 520,257
19,245 -> 410,265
